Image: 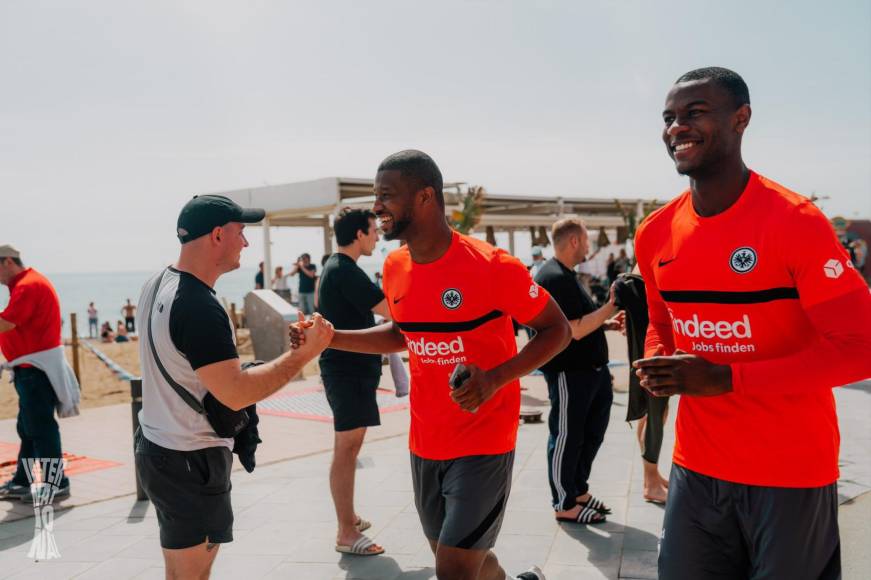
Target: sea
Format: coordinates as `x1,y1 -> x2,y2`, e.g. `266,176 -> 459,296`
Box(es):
0,264 -> 382,339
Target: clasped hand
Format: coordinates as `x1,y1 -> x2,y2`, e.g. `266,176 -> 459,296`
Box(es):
450,364 -> 498,412
288,312 -> 334,356
633,346 -> 733,397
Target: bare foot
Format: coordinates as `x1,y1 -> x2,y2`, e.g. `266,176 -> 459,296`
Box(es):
643,480 -> 668,504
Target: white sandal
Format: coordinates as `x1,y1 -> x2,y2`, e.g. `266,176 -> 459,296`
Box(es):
335,535 -> 384,556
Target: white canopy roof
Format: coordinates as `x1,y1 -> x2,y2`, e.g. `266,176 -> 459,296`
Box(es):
213,177 -> 663,279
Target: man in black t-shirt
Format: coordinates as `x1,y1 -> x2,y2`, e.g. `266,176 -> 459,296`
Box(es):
135,195 -> 334,578
292,253 -> 317,315
535,218 -> 624,525
317,208 -> 392,555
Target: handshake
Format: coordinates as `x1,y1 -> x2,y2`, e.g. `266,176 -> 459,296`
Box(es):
288,312 -> 334,357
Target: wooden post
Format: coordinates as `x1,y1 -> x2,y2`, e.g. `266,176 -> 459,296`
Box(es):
70,313 -> 81,385
230,302 -> 239,343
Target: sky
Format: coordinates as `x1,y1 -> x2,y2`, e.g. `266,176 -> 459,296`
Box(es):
2,0 -> 869,274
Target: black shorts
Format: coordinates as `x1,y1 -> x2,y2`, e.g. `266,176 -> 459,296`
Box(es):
411,451 -> 514,550
134,428 -> 234,550
322,375 -> 381,432
659,464 -> 840,580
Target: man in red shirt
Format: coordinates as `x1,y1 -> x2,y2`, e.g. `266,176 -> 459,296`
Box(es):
293,150 -> 570,580
0,245 -> 69,501
634,67 -> 871,579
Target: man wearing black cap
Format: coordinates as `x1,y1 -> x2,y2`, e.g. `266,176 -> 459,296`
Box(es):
134,195 -> 335,579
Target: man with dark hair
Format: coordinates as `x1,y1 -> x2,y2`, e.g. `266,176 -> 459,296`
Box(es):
535,219 -> 623,525
634,67 -> 871,578
134,195 -> 333,578
317,207 -> 392,556
291,253 -> 317,315
293,150 -> 570,579
674,66 -> 751,107
376,149 -> 445,222
0,244 -> 75,503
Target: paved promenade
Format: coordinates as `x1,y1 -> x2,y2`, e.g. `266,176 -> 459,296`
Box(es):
0,342 -> 868,578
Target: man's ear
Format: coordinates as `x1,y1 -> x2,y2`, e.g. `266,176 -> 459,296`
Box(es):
418,186 -> 436,207
211,226 -> 223,243
734,104 -> 752,135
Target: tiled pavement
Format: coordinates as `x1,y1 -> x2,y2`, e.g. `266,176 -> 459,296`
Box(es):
1,378 -> 869,579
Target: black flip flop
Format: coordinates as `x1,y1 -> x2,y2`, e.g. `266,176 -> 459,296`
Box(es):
578,495 -> 612,514
556,505 -> 607,525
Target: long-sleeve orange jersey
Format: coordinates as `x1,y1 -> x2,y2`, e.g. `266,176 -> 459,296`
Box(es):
634,171 -> 871,487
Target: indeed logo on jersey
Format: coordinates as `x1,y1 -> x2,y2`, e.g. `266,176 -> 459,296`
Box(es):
406,336 -> 468,366
671,313 -> 752,339
669,310 -> 757,354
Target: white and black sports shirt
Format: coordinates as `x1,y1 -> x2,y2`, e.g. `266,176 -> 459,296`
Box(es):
136,267 -> 238,451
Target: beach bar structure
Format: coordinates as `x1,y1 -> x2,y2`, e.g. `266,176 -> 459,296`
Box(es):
216,177 -> 662,279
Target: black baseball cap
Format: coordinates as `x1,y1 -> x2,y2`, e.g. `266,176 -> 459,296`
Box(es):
176,195 -> 265,243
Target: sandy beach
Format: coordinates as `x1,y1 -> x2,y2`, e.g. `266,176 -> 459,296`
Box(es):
0,329 -> 257,420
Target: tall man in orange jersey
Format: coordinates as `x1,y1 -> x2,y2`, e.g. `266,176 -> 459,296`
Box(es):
634,67 -> 871,579
293,150 -> 570,580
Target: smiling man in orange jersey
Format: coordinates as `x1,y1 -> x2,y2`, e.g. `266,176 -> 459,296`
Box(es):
634,67 -> 871,579
293,150 -> 570,580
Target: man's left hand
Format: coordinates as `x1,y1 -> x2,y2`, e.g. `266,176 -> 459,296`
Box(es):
604,311 -> 625,334
633,349 -> 732,397
450,364 -> 498,412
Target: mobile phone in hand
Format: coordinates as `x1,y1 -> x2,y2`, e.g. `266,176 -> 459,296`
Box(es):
449,363 -> 471,390
449,364 -> 477,413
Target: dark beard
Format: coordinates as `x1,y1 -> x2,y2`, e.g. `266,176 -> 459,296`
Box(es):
383,216 -> 412,241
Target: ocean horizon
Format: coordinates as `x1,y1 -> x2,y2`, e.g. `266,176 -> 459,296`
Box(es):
0,263 -> 382,339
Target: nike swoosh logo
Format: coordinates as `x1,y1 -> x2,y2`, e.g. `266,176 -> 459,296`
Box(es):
658,258 -> 677,267
393,296 -> 405,304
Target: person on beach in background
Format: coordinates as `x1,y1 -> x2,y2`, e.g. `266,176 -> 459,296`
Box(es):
271,265 -> 291,302
317,208 -> 393,556
634,67 -> 871,579
0,244 -> 72,502
292,150 -> 569,579
534,219 -> 624,525
254,261 -> 264,289
121,298 -> 136,333
100,321 -> 115,343
115,320 -> 130,343
87,302 -> 98,338
134,195 -> 334,579
291,253 -> 317,316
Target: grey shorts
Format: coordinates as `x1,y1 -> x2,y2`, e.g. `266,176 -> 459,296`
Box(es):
660,464 -> 840,580
410,451 -> 514,550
